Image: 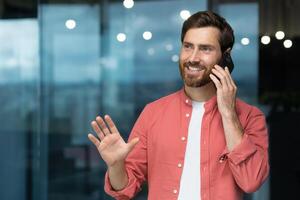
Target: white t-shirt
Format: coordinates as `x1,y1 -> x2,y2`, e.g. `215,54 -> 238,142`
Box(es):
178,101 -> 205,200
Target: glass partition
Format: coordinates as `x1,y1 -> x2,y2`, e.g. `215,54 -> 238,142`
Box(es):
0,1 -> 272,200
38,1 -> 206,199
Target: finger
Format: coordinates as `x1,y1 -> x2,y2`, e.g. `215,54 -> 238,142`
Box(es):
214,65 -> 233,88
211,68 -> 229,88
215,65 -> 231,82
209,74 -> 222,89
224,66 -> 231,75
91,120 -> 105,140
215,64 -> 228,74
96,116 -> 111,135
127,137 -> 139,152
104,115 -> 119,134
88,133 -> 101,148
225,67 -> 237,87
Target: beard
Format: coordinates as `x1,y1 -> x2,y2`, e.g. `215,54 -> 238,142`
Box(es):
179,61 -> 212,88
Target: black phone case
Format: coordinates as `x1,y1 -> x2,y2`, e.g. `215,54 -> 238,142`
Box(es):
219,52 -> 234,73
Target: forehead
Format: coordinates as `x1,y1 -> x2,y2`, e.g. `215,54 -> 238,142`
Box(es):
183,27 -> 221,47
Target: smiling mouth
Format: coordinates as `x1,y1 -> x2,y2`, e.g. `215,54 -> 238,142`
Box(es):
183,62 -> 205,71
187,66 -> 204,71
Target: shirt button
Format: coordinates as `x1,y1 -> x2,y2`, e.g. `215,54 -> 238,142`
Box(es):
181,136 -> 186,141
185,113 -> 190,117
219,155 -> 228,163
173,189 -> 178,194
185,99 -> 189,103
203,140 -> 206,145
177,163 -> 182,168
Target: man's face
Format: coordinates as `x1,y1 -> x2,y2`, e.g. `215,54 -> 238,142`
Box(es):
179,27 -> 222,87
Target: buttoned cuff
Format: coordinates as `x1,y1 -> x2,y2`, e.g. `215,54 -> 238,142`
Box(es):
104,168 -> 141,200
220,134 -> 257,165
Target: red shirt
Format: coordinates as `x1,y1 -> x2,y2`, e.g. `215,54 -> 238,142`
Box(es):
105,89 -> 269,200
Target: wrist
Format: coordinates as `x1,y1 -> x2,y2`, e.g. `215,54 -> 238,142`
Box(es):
108,160 -> 128,191
221,109 -> 237,120
108,159 -> 125,170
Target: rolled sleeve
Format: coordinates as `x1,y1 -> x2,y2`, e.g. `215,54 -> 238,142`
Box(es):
221,106 -> 269,193
227,134 -> 257,165
104,168 -> 142,200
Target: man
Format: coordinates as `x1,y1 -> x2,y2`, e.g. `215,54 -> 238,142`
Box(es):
88,11 -> 269,200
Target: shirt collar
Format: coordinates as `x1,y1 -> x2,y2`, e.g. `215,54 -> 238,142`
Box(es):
179,87 -> 217,111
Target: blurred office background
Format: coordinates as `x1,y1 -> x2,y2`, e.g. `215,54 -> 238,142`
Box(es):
0,0 -> 299,199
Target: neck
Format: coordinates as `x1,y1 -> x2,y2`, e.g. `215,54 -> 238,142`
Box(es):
184,82 -> 216,102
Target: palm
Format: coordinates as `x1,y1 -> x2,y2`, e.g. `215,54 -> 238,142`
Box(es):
88,115 -> 139,167
98,132 -> 130,166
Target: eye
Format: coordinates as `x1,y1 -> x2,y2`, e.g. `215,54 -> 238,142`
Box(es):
200,46 -> 212,52
183,43 -> 193,50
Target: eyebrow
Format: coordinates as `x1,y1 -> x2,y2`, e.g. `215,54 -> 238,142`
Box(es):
183,42 -> 216,49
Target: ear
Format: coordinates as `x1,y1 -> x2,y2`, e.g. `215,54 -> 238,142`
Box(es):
224,48 -> 231,54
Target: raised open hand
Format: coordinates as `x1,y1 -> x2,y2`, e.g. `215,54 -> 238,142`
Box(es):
88,115 -> 139,167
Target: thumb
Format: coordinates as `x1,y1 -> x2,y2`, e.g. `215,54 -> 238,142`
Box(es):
127,137 -> 139,152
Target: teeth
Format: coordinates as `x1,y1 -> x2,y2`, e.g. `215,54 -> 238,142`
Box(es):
189,66 -> 201,71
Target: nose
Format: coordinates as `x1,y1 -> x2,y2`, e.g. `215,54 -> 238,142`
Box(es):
188,48 -> 201,63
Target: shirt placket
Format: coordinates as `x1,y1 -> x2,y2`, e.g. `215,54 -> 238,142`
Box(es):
174,97 -> 192,198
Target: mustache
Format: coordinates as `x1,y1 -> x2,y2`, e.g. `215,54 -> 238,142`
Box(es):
183,61 -> 205,69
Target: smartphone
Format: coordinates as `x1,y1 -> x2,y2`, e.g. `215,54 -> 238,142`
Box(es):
218,52 -> 234,73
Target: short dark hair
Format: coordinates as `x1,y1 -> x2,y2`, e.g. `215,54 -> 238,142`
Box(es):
181,11 -> 234,53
